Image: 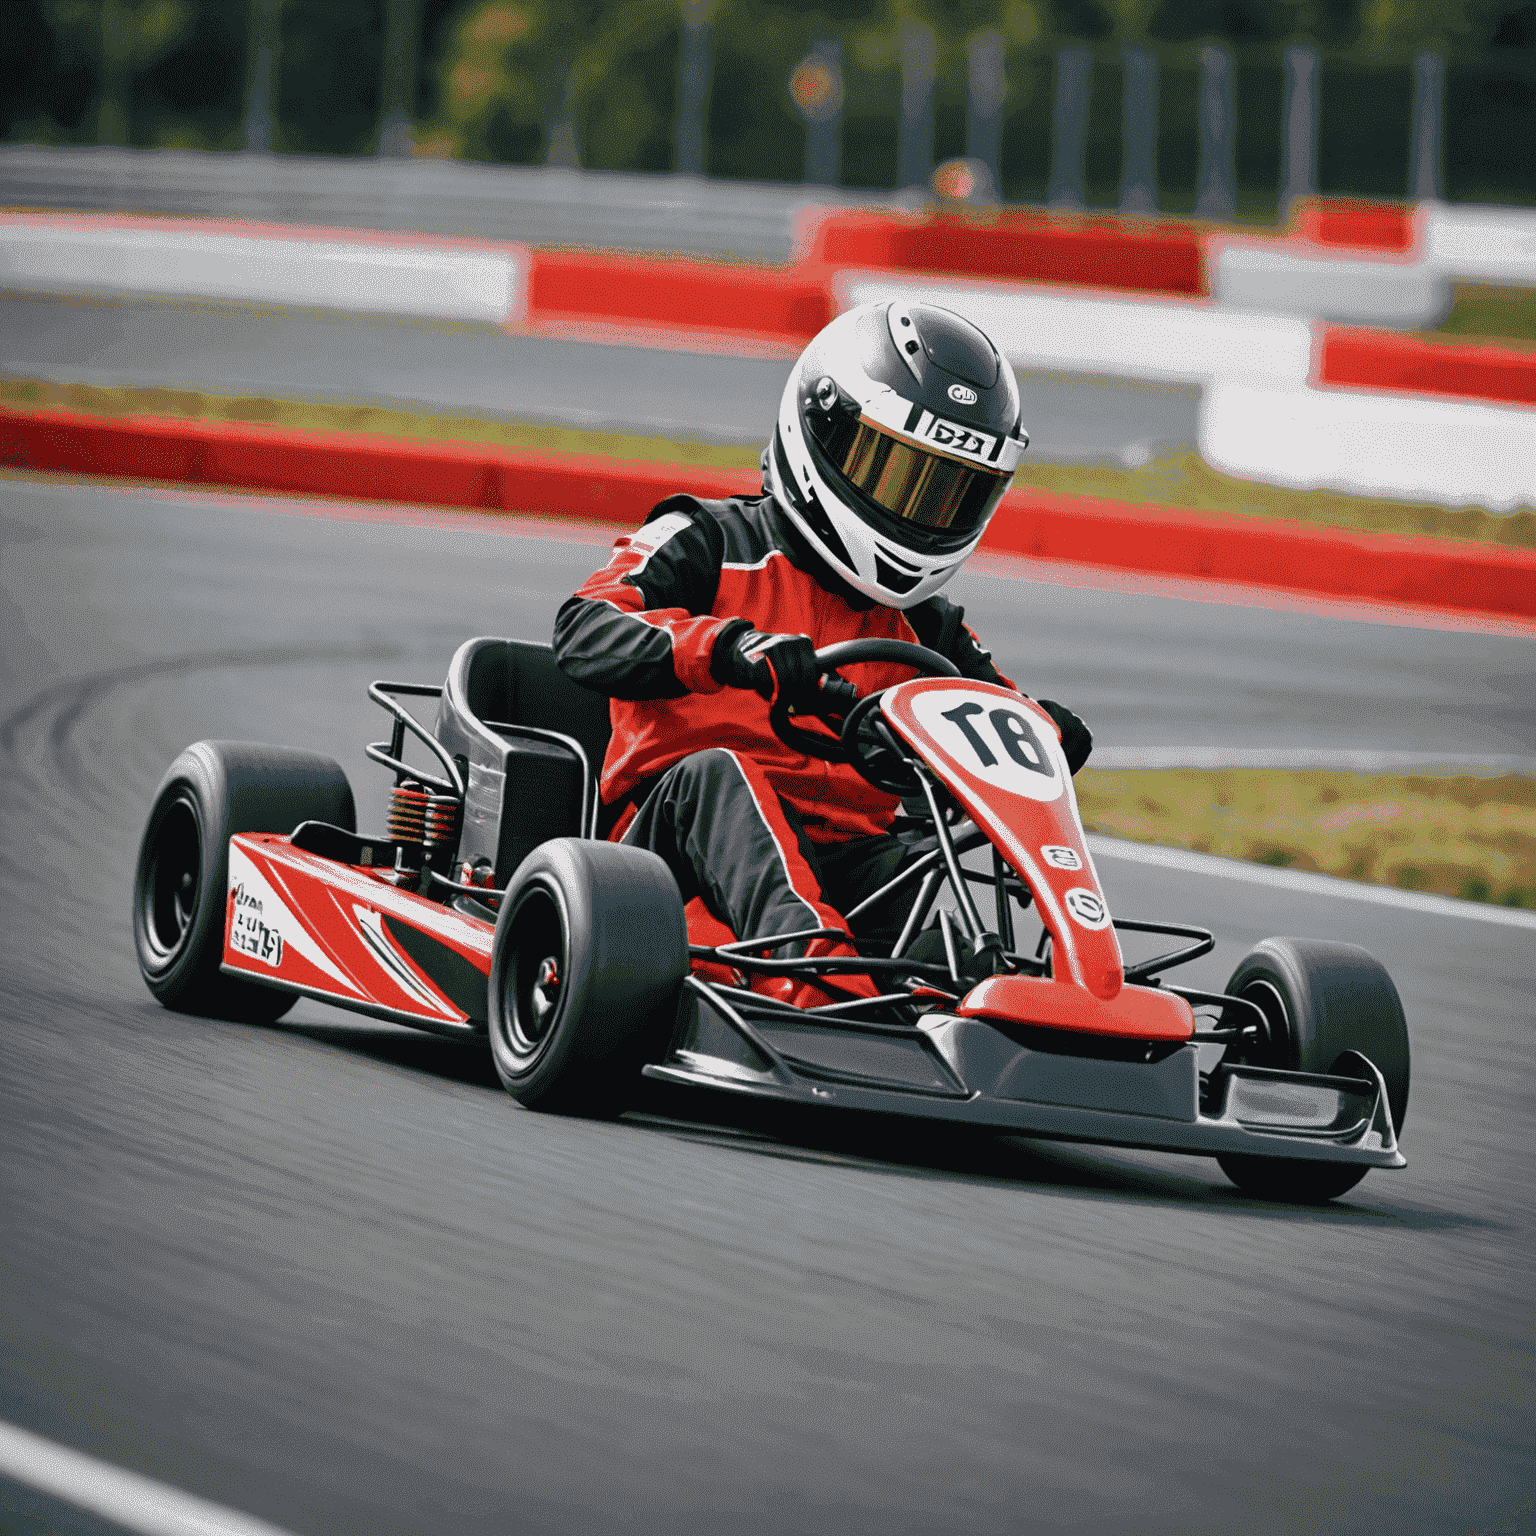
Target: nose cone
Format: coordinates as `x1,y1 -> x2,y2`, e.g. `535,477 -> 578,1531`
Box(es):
1093,964 -> 1123,1001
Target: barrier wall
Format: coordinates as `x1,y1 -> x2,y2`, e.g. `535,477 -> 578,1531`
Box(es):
3,205 -> 1532,510
0,213 -> 525,324
798,208 -> 1206,296
4,405 -> 1532,624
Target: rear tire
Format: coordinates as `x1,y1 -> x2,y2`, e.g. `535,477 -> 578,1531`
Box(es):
1216,937 -> 1410,1203
133,740 -> 355,1022
488,838 -> 687,1116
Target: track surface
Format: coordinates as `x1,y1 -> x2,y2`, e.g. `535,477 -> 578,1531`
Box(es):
0,291 -> 1201,465
2,477 -> 1533,1535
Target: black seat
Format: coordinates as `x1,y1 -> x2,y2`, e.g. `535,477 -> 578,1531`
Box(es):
435,639 -> 613,885
459,638 -> 612,776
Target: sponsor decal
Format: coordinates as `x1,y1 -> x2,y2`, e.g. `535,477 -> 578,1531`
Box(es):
226,842 -> 361,991
905,687 -> 1065,804
624,510 -> 692,571
1064,887 -> 1111,930
1041,845 -> 1082,870
947,383 -> 978,406
916,412 -> 999,462
229,881 -> 284,968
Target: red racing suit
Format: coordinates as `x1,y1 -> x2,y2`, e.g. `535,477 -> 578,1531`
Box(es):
553,491 -> 1018,845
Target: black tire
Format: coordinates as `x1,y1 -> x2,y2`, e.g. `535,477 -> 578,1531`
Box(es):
133,740 -> 355,1022
1216,937 -> 1410,1203
487,838 -> 688,1115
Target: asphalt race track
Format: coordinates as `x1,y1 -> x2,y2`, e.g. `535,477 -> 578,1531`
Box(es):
2,475 -> 1533,1535
0,291 -> 1201,466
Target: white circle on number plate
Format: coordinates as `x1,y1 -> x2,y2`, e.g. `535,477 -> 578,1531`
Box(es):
1041,844 -> 1081,870
904,688 -> 1065,802
1064,887 -> 1110,929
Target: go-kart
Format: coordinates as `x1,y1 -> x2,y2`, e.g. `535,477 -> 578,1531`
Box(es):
133,635 -> 1408,1204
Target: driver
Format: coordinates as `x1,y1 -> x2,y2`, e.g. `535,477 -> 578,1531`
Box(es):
553,300 -> 1091,1006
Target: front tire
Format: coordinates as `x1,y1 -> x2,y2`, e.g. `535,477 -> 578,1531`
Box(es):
487,839 -> 687,1116
133,740 -> 354,1022
1216,937 -> 1410,1203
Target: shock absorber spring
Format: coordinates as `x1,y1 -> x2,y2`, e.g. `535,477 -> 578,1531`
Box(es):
424,793 -> 461,863
387,779 -> 429,845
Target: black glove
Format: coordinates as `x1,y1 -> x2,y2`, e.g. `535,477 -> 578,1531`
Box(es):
1036,699 -> 1093,775
711,626 -> 821,705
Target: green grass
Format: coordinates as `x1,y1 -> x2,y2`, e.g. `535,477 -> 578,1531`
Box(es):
1075,769 -> 1536,908
4,375 -> 1534,550
1434,285 -> 1536,346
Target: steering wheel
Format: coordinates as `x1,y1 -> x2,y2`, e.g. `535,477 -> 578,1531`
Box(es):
768,639 -> 959,772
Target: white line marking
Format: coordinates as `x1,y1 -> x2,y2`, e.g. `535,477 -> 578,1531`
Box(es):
1087,834 -> 1536,930
0,1420 -> 300,1536
1089,746 -> 1536,776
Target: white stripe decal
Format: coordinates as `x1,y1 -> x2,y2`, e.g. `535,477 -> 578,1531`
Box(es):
0,1418 -> 299,1536
720,550 -> 789,573
227,843 -> 360,993
353,905 -> 458,1016
1087,835 -> 1536,931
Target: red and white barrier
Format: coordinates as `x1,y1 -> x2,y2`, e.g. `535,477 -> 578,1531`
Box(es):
835,270 -> 1312,386
0,213 -> 526,323
4,205 -> 1533,511
1423,203 -> 1536,287
1200,382 -> 1536,513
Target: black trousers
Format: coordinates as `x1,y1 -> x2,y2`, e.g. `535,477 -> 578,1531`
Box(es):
619,748 -> 925,955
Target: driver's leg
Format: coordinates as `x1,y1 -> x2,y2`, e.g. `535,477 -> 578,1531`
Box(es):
618,748 -> 850,958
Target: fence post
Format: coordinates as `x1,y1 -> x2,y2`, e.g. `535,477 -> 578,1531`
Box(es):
243,0 -> 281,152
377,0 -> 418,157
1119,43 -> 1158,213
97,0 -> 131,145
1280,43 -> 1318,216
1047,44 -> 1091,208
1409,49 -> 1445,201
1195,42 -> 1236,218
898,20 -> 937,191
966,29 -> 1007,193
675,0 -> 715,177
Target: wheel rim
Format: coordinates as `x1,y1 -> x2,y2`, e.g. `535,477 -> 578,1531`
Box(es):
1227,979 -> 1289,1069
497,886 -> 567,1075
140,790 -> 202,968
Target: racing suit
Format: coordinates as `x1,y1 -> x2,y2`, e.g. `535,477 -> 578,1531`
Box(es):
553,490 -> 1028,961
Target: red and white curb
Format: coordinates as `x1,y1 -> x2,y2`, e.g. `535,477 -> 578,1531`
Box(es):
4,405 -> 1534,626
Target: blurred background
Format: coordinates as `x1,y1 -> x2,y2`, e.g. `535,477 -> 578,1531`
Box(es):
4,0 -> 1534,214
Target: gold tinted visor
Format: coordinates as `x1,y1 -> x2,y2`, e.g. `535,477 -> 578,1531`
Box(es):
836,419 -> 1009,533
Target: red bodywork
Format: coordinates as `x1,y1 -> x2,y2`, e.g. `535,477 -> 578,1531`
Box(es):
881,678 -> 1194,1041
223,833 -> 493,1030
222,678 -> 1192,1044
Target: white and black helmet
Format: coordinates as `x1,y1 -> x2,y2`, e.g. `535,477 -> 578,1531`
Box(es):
766,300 -> 1028,609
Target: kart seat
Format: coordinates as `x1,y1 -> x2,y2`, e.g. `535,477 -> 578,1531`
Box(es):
436,637 -> 613,884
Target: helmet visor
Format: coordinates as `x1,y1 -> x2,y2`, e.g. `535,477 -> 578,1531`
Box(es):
835,418 -> 1010,534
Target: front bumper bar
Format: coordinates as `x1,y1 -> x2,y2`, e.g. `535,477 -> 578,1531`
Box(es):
641,982 -> 1404,1169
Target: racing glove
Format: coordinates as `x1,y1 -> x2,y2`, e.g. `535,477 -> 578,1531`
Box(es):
1036,699 -> 1093,776
711,625 -> 821,706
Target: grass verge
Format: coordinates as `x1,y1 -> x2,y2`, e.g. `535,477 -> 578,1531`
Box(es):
1074,768 -> 1536,908
3,376 -> 1533,552
1434,284 -> 1536,345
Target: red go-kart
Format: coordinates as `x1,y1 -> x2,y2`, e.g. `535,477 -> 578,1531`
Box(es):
133,636 -> 1408,1203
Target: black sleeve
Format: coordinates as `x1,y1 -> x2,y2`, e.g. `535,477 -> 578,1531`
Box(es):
906,594 -> 1014,688
552,497 -> 730,700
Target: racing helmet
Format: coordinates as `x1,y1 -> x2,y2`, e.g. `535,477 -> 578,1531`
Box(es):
765,300 -> 1028,609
